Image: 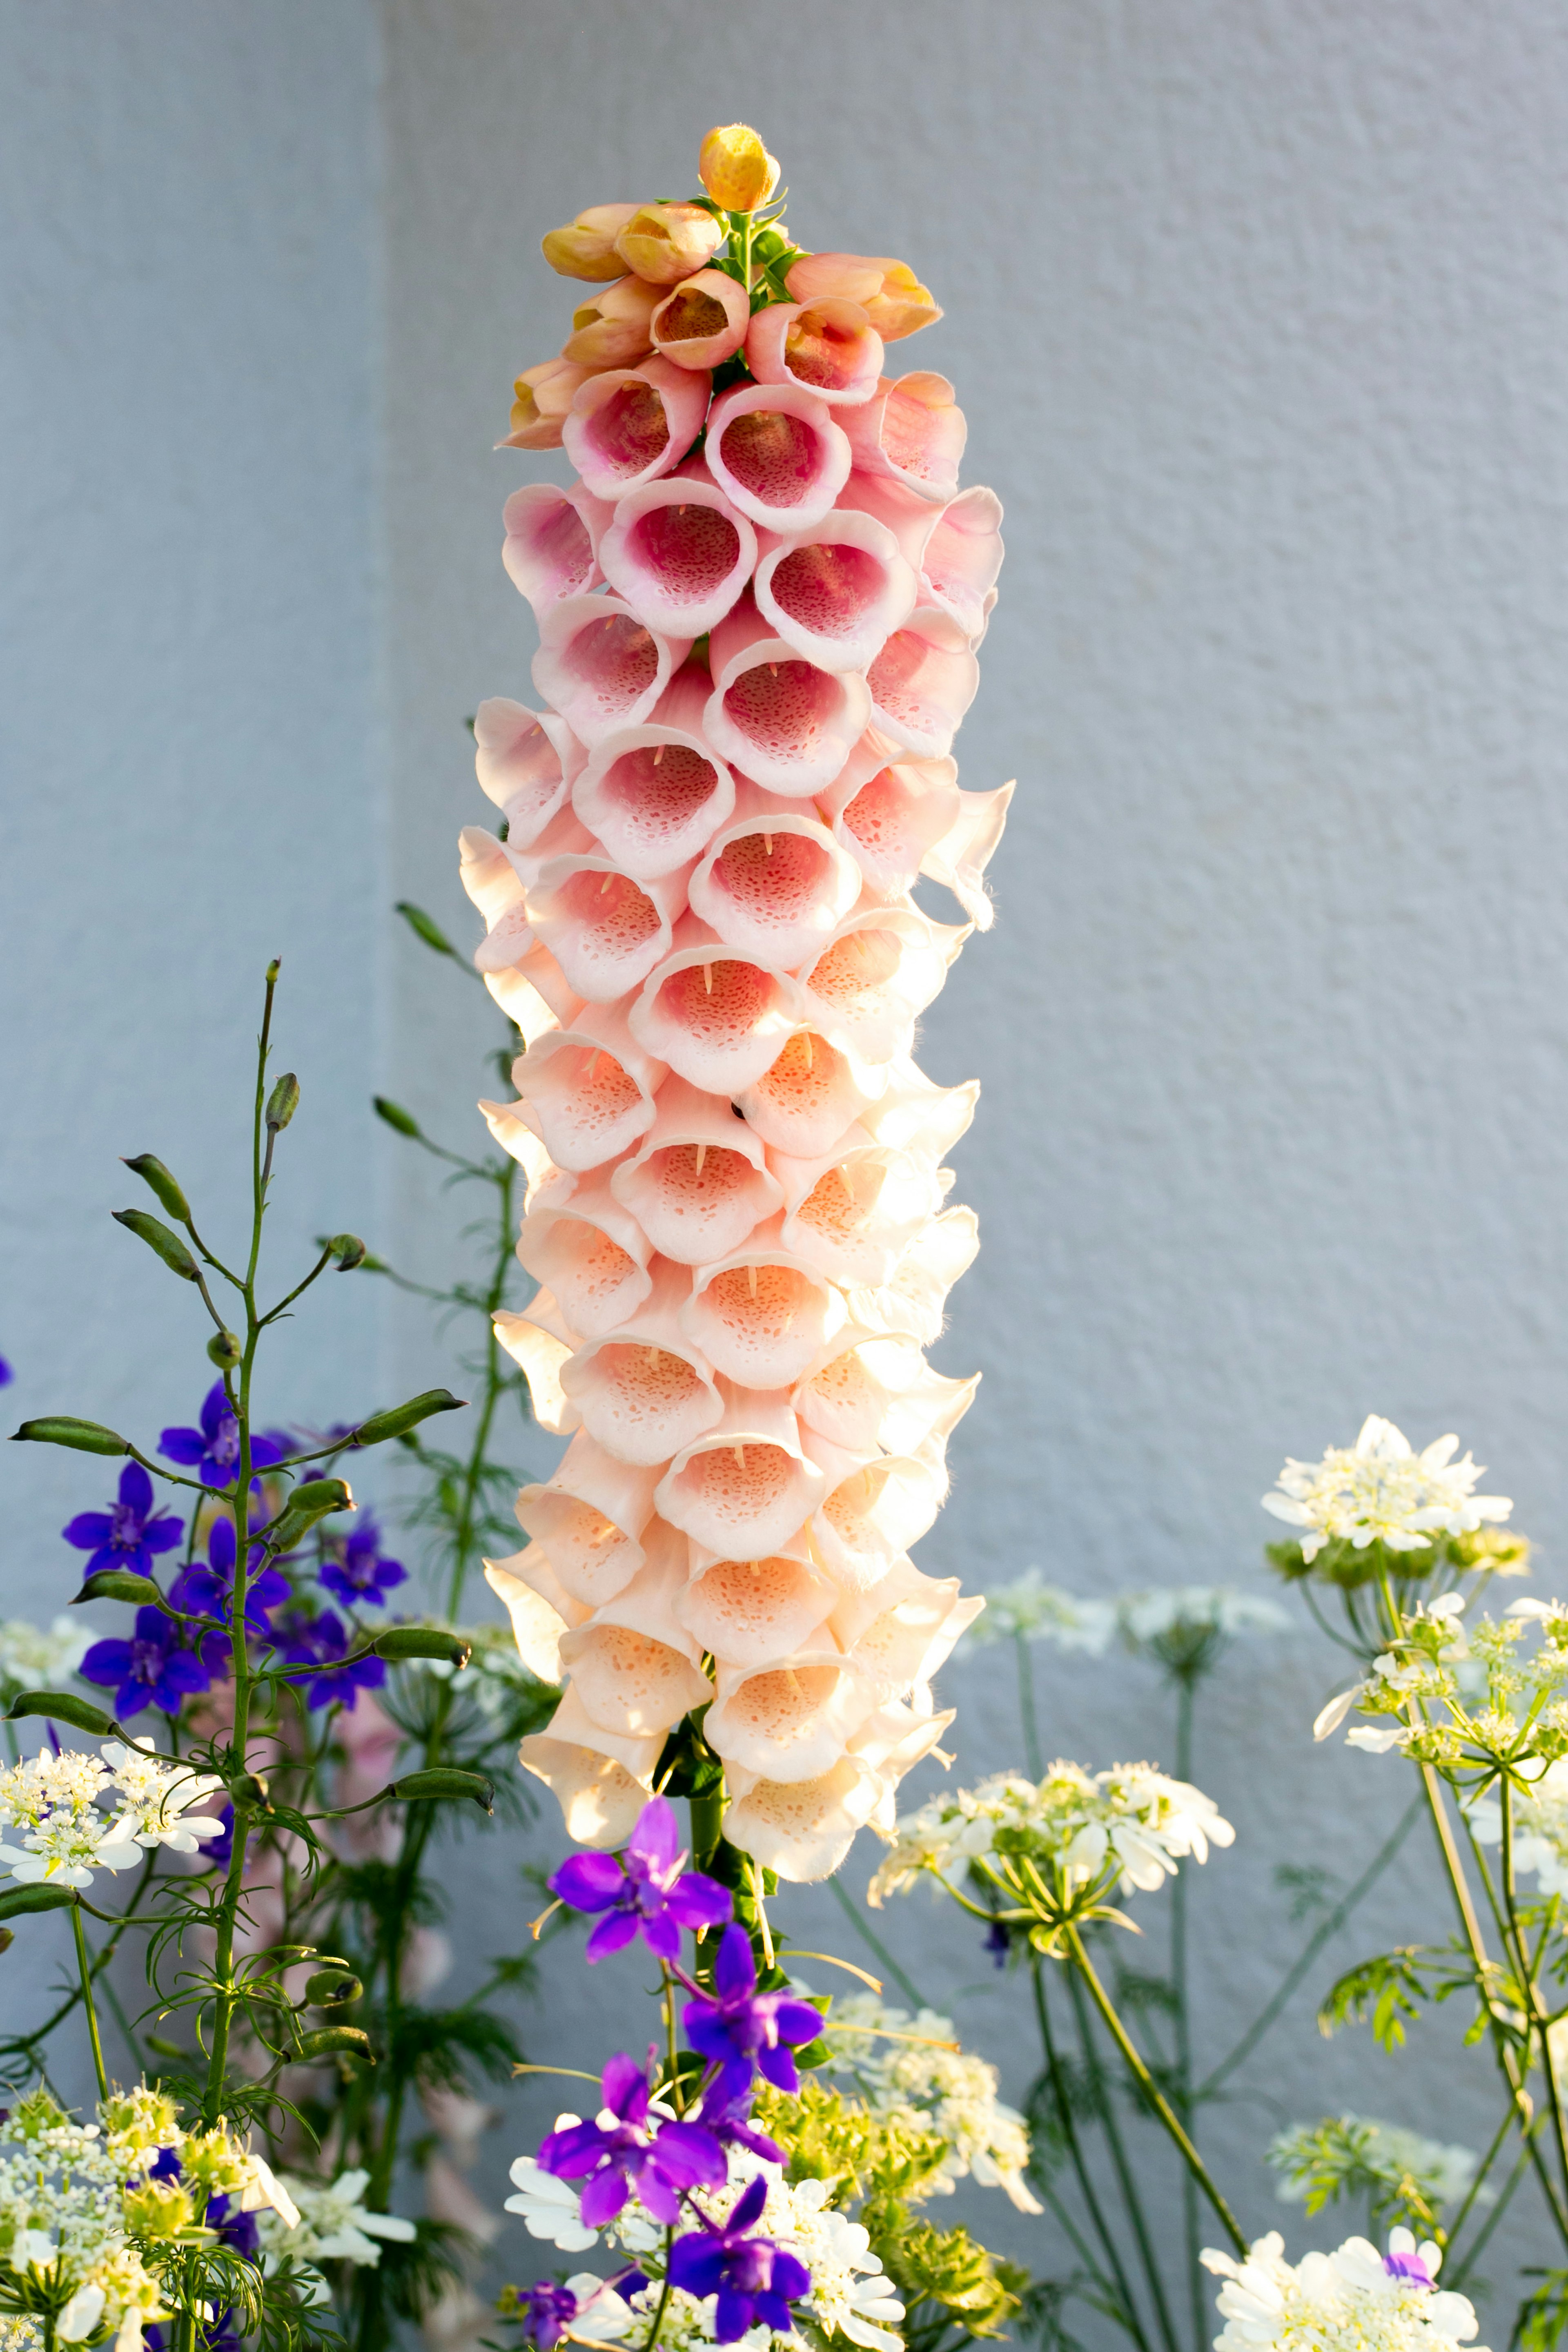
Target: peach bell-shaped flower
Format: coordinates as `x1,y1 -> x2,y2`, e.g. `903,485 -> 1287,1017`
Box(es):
563,358 -> 711,502
507,1003 -> 666,1172
797,908 -> 962,1066
704,383 -> 852,533
675,1541 -> 839,1672
558,1263 -> 724,1466
502,482 -> 614,615
919,486 -> 1005,643
561,276 -> 663,370
597,471 -> 757,638
654,1385 -> 826,1556
609,1077 -> 785,1265
866,608 -> 980,760
722,1756 -> 886,1883
705,596 -> 871,795
705,1653 -> 877,1784
517,1177 -> 654,1339
613,201 -> 726,286
688,801 -> 862,968
753,509 -> 919,675
772,1139 -> 947,1290
472,698 -> 586,849
746,299 -> 885,409
784,252 -> 942,343
532,594 -> 689,749
524,854 -> 691,1004
734,1029 -> 883,1161
842,372 -> 967,504
500,358 -> 592,451
542,203 -> 642,282
629,933 -> 806,1096
678,1235 -> 847,1390
650,270 -> 751,372
698,123 -> 781,215
514,1436 -> 664,1608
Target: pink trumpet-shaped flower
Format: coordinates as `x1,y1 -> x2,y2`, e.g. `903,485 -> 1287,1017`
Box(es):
629,938 -> 806,1096
791,1332 -> 930,1455
746,298 -> 884,408
509,1003 -> 666,1171
753,509 -> 918,674
561,275 -> 662,370
705,599 -> 871,796
514,1437 -> 663,1607
773,1140 -> 945,1290
866,607 -> 980,758
821,738 -> 961,898
734,1028 -> 878,1161
473,698 -> 586,849
688,804 -> 862,968
679,1241 -> 846,1390
610,1078 -> 785,1265
650,270 -> 751,372
564,357 -> 710,501
655,1387 -> 826,1556
722,1756 -> 886,1883
532,594 -> 688,749
705,383 -> 852,532
597,473 -> 757,636
503,482 -> 614,613
797,909 -> 960,1065
559,1268 -> 724,1467
842,372 -> 967,504
524,854 -> 690,1003
517,1179 -> 654,1339
706,1653 -> 877,1784
557,1615 -> 713,1746
501,358 -> 592,451
784,252 -> 942,343
675,1543 -> 839,1672
808,1442 -> 950,1592
919,486 -> 1005,642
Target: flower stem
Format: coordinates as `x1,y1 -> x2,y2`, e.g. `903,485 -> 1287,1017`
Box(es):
1015,1630 -> 1043,1779
1172,1671 -> 1204,2352
1066,1925 -> 1247,2258
641,2233 -> 674,2352
71,1902 -> 108,2101
1065,1960 -> 1183,2352
1031,1957 -> 1152,2352
445,1156 -> 517,1621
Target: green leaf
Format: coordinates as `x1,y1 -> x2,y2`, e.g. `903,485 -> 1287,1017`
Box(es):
0,1884 -> 80,1922
6,1690 -> 117,1735
11,1416 -> 129,1456
1318,1947 -> 1434,2051
113,1208 -> 199,1281
121,1154 -> 192,1225
297,2024 -> 374,2063
375,1631 -> 473,1668
390,1767 -> 493,1811
353,1390 -> 466,1448
265,1073 -> 301,1133
373,1095 -> 423,1138
396,902 -> 459,959
71,1569 -> 164,1608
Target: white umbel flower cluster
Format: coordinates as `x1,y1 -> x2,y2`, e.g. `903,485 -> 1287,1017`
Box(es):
823,1994 -> 1040,2213
961,1576 -> 1288,1661
0,1743 -> 224,1889
0,1617 -> 90,1701
1267,2116 -> 1481,2220
867,1762 -> 1234,1906
1470,1756 -> 1568,1895
1263,1417 -> 1511,1564
471,146 -> 1005,1882
1203,2228 -> 1485,2352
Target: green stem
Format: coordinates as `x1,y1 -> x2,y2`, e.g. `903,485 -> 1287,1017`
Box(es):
1015,1630 -> 1043,1780
72,1904 -> 108,2101
1031,1958 -> 1150,2352
1066,1960 -> 1183,2352
1067,1926 -> 1247,2258
1441,2099 -> 1518,2263
827,1877 -> 928,2009
1172,1672 -> 1202,2352
1501,1783 -> 1568,2223
641,2234 -> 674,2352
445,1160 -> 516,1619
1447,2131 -> 1537,2290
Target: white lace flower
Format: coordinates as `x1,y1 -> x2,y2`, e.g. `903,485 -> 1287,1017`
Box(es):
504,2156 -> 599,2251
1470,1760 -> 1568,1895
824,1996 -> 1039,2215
1267,2117 -> 1481,2219
959,1574 -> 1115,1654
1203,2227 -> 1485,2352
786,2177 -> 905,2350
259,2170 -> 415,2266
0,1617 -> 91,1697
0,1750 -> 145,1888
98,1742 -> 226,1853
1264,1417 -> 1511,1563
1117,1586 -> 1291,1651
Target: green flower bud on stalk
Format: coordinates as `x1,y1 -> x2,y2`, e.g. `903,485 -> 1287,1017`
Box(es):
265,1477 -> 354,1554
265,1072 -> 301,1133
122,1155 -> 193,1226
10,1417 -> 129,1455
373,1096 -> 423,1139
207,1329 -> 243,1366
6,1690 -> 118,1735
71,1570 -> 165,1608
327,1233 -> 367,1271
352,1389 -> 466,1447
374,1630 -> 473,1668
389,1766 -> 494,1811
112,1209 -> 199,1282
297,2025 -> 374,2063
0,1884 -> 80,1922
305,1969 -> 363,2007
395,901 -> 458,959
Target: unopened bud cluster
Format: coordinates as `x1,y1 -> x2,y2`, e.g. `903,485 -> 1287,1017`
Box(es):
467,126 -> 1008,1881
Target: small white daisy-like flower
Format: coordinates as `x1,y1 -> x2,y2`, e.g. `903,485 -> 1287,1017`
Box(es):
1263,1416 -> 1511,1564
504,2155 -> 599,2252
257,2170 -> 415,2267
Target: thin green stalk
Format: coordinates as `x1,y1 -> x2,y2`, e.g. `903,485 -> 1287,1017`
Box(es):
1446,2132 -> 1537,2291
1032,1958 -> 1150,2352
72,1904 -> 108,2101
641,2231 -> 675,2352
1172,1672 -> 1202,2352
1500,1783 -> 1568,2223
1016,1630 -> 1044,1780
1065,1960 -> 1183,2352
1199,1794 -> 1422,2099
1441,2100 -> 1519,2264
827,1876 -> 928,2008
445,1159 -> 515,1619
1067,1926 -> 1247,2258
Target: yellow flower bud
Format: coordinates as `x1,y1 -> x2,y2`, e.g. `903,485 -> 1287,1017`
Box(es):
699,123 -> 781,215
541,203 -> 641,282
500,357 -> 590,452
613,202 -> 725,286
562,275 -> 662,368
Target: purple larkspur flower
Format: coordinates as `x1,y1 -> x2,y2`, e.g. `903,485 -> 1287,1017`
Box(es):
682,1923 -> 822,2100
170,1517 -> 290,1666
550,1796 -> 732,1962
63,1462 -> 183,1581
510,2283 -> 581,2351
688,2081 -> 786,2169
80,1606 -> 209,1719
319,1514 -> 407,1611
667,2174 -> 811,2343
279,1607 -> 383,1711
0,1358 -> 11,1387
159,1382 -> 286,1491
538,2053 -> 726,2228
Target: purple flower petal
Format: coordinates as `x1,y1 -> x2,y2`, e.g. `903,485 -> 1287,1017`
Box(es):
729,2176 -> 768,2233
668,2240 -> 725,2300
63,1512 -> 113,1549
713,2289 -> 752,2344
601,2053 -> 648,2122
577,2170 -> 630,2228
199,1383 -> 227,1441
633,2167 -> 682,2227
81,1640 -> 133,1684
639,1908 -> 681,1963
774,1998 -> 824,2047
757,2046 -> 800,2094
586,1910 -> 641,1962
648,2122 -> 726,2190
666,1872 -> 732,1930
120,1462 -> 154,1516
158,1427 -> 207,1465
145,1518 -> 184,1554
550,1851 -> 626,1913
714,1923 -> 755,2000
626,1795 -> 681,1875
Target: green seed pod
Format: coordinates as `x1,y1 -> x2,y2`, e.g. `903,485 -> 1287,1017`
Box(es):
395,902 -> 458,958
207,1330 -> 243,1367
71,1570 -> 165,1608
374,1630 -> 473,1668
6,1691 -> 117,1735
373,1096 -> 423,1139
352,1390 -> 466,1448
327,1234 -> 367,1271
297,2025 -> 374,2063
305,1969 -> 363,2008
265,1073 -> 301,1133
113,1210 -> 198,1282
389,1767 -> 494,1812
0,1884 -> 80,1921
122,1155 -> 193,1226
11,1417 -> 129,1456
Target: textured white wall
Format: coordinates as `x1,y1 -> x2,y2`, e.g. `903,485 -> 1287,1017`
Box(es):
0,2 -> 387,1597
376,0 -> 1568,2309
